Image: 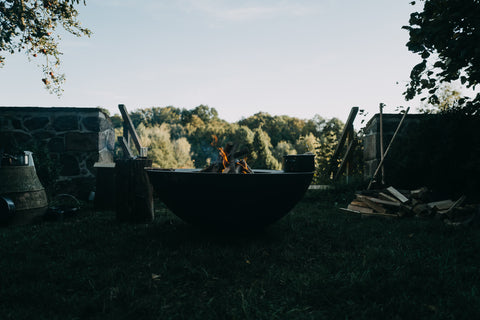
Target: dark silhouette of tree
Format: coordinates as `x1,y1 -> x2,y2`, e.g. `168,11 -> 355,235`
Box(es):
403,0 -> 480,114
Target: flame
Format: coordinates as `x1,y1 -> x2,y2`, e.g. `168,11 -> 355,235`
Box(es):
236,159 -> 251,174
218,147 -> 229,172
211,135 -> 218,147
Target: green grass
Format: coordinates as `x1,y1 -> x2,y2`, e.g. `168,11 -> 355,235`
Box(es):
1,190 -> 480,319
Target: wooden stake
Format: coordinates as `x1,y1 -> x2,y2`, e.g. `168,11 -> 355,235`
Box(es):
379,103 -> 385,185
367,107 -> 410,190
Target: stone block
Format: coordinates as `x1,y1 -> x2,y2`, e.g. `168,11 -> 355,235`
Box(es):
0,133 -> 16,151
82,116 -> 100,132
13,132 -> 32,146
53,115 -> 79,131
47,137 -> 65,152
24,117 -> 49,131
11,118 -> 22,130
33,130 -> 55,140
65,132 -> 98,152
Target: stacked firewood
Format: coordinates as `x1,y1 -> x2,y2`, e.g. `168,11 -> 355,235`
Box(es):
341,186 -> 479,226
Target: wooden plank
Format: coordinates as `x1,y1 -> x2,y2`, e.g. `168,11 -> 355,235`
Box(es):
329,107 -> 359,176
443,195 -> 467,217
378,192 -> 401,203
118,104 -> 144,156
333,138 -> 355,181
357,196 -> 387,213
386,186 -> 409,203
350,200 -> 371,208
339,207 -> 361,214
361,212 -> 398,218
348,204 -> 374,213
357,194 -> 401,207
118,136 -> 134,159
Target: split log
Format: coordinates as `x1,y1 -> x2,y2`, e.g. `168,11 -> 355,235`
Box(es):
427,200 -> 454,211
357,195 -> 401,208
386,186 -> 409,203
347,204 -> 374,213
355,195 -> 387,213
378,192 -> 401,204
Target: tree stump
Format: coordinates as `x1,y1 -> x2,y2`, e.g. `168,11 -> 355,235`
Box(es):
115,159 -> 154,223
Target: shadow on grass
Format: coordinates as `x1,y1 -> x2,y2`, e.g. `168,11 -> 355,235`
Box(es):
1,192 -> 480,319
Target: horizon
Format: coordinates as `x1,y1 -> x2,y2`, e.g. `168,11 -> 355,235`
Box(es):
1,0 -> 431,127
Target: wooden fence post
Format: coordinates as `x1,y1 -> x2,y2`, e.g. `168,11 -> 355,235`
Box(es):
115,158 -> 154,223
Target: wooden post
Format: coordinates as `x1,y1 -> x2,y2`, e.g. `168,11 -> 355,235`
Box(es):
115,159 -> 154,223
379,103 -> 385,185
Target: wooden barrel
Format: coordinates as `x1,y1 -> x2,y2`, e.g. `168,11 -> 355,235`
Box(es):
0,166 -> 48,225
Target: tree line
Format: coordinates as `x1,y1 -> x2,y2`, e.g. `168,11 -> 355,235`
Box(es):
110,105 -> 362,184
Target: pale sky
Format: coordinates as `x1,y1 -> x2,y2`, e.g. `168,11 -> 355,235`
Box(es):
1,0 -> 425,125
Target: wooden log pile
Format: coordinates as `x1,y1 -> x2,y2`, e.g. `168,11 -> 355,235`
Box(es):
341,186 -> 480,226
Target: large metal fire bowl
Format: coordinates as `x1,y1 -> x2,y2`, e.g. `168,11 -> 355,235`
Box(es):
146,168 -> 313,231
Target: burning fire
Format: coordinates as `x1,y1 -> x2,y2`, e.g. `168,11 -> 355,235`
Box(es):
202,135 -> 252,174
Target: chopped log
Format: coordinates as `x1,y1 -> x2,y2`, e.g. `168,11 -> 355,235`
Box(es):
410,187 -> 429,200
357,195 -> 401,207
115,159 -> 154,223
386,186 -> 409,203
348,204 -> 374,213
442,195 -> 467,218
355,195 -> 387,213
427,200 -> 454,211
378,192 -> 401,204
339,207 -> 361,214
361,212 -> 398,218
412,203 -> 430,216
350,200 -> 371,208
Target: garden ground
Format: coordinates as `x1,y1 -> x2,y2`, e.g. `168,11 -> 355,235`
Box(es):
1,188 -> 479,319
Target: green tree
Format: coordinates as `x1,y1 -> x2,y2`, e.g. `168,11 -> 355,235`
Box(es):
294,133 -> 320,155
418,84 -> 462,113
314,118 -> 344,183
273,140 -> 297,164
403,0 -> 480,114
249,128 -> 280,170
173,137 -> 194,168
137,124 -> 177,168
0,0 -> 91,94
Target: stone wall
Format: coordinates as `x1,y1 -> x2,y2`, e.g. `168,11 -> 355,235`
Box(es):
363,113 -> 430,181
0,107 -> 115,199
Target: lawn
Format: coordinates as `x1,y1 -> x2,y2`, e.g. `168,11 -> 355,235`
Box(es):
1,188 -> 479,319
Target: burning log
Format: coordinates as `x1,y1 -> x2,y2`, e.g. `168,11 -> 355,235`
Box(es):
201,137 -> 253,174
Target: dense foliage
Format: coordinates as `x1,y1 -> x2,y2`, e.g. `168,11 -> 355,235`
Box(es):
0,0 -> 91,94
403,0 -> 480,114
112,105 -> 363,184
